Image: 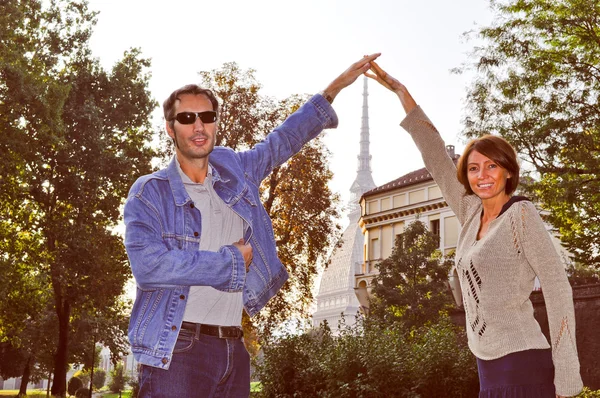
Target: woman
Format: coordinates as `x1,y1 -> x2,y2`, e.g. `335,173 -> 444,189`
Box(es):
366,61 -> 583,397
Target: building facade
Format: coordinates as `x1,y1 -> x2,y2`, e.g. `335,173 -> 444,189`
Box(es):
355,147 -> 462,310
312,77 -> 377,331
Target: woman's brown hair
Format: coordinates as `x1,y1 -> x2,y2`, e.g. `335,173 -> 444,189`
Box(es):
456,135 -> 520,195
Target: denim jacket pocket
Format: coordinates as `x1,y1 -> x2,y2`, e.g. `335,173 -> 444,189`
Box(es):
130,288 -> 167,348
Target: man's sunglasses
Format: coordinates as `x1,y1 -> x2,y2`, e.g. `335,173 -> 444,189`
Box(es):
172,111 -> 217,125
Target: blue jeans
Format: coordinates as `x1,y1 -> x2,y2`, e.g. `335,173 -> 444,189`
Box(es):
138,328 -> 250,397
477,349 -> 555,397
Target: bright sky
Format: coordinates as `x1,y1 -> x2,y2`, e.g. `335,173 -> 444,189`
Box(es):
87,0 -> 494,228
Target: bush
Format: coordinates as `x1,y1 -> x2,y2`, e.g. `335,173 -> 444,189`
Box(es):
406,318 -> 479,397
73,370 -> 89,388
577,387 -> 600,397
74,367 -> 106,391
92,368 -> 106,390
255,315 -> 479,397
68,376 -> 84,396
108,363 -> 130,393
75,387 -> 89,398
129,377 -> 140,397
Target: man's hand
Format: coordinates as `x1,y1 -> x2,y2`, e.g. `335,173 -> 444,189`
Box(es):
233,239 -> 253,272
322,53 -> 381,102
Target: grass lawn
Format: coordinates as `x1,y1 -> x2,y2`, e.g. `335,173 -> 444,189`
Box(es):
0,390 -> 47,397
0,390 -> 132,397
97,392 -> 132,398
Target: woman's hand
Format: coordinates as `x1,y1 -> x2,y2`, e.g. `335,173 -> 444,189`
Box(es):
365,60 -> 417,115
322,53 -> 381,102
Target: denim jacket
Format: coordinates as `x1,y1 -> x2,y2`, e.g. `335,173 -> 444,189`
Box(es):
124,94 -> 337,369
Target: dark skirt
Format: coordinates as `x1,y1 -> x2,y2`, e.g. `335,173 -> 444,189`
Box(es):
477,349 -> 555,398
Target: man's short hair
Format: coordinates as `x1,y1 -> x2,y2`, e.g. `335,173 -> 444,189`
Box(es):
456,134 -> 520,195
163,84 -> 219,128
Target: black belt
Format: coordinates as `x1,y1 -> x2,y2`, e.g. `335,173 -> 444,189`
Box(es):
180,321 -> 244,339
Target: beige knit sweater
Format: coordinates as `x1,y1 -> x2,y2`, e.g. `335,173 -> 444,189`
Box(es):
401,106 -> 583,396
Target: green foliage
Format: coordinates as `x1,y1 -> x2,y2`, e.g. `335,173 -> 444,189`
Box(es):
67,376 -> 84,396
129,378 -> 140,398
75,387 -> 89,398
568,263 -> 600,286
459,0 -> 600,268
157,62 -> 341,337
100,393 -> 133,398
0,343 -> 28,380
108,363 -> 130,393
255,316 -> 479,397
74,367 -> 105,391
370,220 -> 455,329
73,370 -> 90,389
577,387 -> 600,397
92,368 -> 106,390
0,0 -> 156,395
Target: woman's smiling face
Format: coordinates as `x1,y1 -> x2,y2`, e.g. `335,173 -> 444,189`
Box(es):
467,150 -> 512,201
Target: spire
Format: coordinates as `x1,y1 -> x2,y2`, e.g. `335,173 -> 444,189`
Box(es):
347,76 -> 376,216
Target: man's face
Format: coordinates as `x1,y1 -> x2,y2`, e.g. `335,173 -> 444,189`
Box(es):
166,93 -> 217,161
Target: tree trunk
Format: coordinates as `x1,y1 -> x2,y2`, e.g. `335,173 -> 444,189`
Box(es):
46,371 -> 51,397
50,299 -> 70,397
18,355 -> 32,396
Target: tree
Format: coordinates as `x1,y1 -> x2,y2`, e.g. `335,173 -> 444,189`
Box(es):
91,368 -> 106,390
159,62 -> 341,337
459,0 -> 600,268
0,1 -> 156,395
108,363 -> 130,393
369,220 -> 454,329
73,370 -> 90,391
67,376 -> 84,397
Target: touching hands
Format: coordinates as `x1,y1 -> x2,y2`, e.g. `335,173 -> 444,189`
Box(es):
365,60 -> 417,114
322,53 -> 381,102
233,239 -> 253,272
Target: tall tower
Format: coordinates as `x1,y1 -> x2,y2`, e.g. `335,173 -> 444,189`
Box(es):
348,76 -> 377,216
312,77 -> 377,331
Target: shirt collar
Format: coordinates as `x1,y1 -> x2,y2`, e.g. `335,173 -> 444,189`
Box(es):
174,155 -> 213,185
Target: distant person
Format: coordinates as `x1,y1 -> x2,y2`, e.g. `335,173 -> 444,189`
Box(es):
123,53 -> 381,398
366,61 -> 582,398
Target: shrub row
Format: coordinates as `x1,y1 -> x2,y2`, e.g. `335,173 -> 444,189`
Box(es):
254,316 -> 479,397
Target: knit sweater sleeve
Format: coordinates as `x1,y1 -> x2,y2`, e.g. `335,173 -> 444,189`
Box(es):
518,201 -> 583,397
400,106 -> 477,224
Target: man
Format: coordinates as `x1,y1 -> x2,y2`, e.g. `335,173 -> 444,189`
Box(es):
123,53 -> 380,397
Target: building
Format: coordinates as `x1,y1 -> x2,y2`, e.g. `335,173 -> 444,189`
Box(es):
355,147 -> 462,310
312,77 -> 377,331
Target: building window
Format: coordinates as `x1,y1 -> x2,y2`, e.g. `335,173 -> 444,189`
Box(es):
430,219 -> 440,237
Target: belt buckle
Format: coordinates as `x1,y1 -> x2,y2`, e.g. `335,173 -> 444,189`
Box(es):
218,326 -> 226,339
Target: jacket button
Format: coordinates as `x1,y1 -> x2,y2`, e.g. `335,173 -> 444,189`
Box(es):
180,295 -> 185,300
190,203 -> 195,208
171,325 -> 177,331
194,232 -> 199,237
161,358 -> 168,365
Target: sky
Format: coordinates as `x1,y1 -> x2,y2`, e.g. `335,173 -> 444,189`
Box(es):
86,0 -> 495,226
